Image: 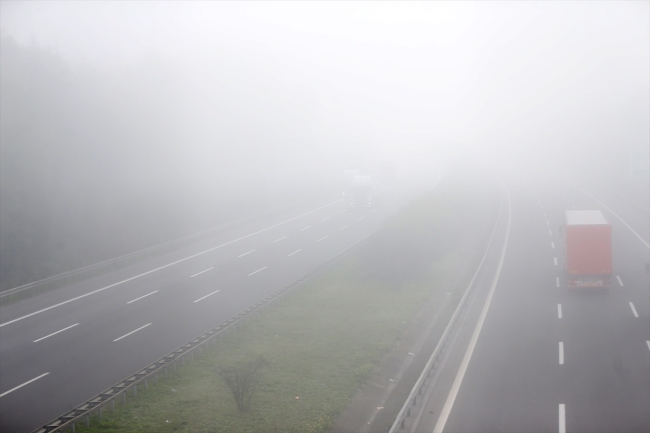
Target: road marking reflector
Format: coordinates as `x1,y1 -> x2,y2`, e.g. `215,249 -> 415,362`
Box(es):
34,323 -> 79,342
114,323 -> 151,342
559,342 -> 564,364
127,290 -> 159,304
317,236 -> 328,242
629,302 -> 639,318
248,266 -> 267,276
0,373 -> 49,398
194,289 -> 220,303
616,276 -> 623,287
237,250 -> 256,258
559,404 -> 566,433
557,304 -> 562,319
190,267 -> 214,277
287,249 -> 302,257
273,236 -> 287,243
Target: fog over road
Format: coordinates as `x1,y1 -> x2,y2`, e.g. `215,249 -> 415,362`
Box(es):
0,179 -> 431,433
0,2 -> 648,433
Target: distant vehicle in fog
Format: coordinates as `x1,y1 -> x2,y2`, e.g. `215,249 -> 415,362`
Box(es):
561,210 -> 612,288
349,175 -> 375,207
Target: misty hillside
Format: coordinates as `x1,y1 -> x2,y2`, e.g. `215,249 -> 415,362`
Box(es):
0,35 -> 337,290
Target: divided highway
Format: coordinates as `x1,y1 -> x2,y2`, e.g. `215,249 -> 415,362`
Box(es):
0,179 -> 430,433
406,175 -> 649,433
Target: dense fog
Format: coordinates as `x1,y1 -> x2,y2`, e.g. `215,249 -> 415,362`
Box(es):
1,2 -> 648,290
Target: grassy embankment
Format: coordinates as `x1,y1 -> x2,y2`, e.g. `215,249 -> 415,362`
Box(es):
76,173 -> 496,433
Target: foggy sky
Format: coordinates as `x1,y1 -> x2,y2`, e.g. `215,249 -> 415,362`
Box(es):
3,1 -> 648,168
1,2 -> 648,288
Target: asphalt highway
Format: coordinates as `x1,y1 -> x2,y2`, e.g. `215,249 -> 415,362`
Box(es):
412,174 -> 649,433
0,179 -> 430,433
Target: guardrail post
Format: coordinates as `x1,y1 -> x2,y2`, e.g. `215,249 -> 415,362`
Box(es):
98,406 -> 102,420
85,415 -> 89,427
145,378 -> 148,390
134,384 -> 137,398
111,399 -> 115,411
122,391 -> 126,404
72,421 -> 76,433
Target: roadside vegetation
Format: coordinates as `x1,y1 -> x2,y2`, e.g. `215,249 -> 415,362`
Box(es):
75,172 -> 497,433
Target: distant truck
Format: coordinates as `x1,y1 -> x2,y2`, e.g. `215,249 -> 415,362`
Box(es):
561,210 -> 612,288
349,175 -> 375,207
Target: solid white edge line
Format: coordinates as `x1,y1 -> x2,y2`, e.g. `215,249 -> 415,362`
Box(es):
0,373 -> 50,398
126,290 -> 159,304
340,225 -> 348,230
629,302 -> 639,318
556,277 -> 560,288
33,323 -> 79,342
317,236 -> 328,242
287,249 -> 302,257
559,342 -> 564,364
559,404 -> 566,433
433,183 -> 511,433
113,323 -> 151,342
237,250 -> 256,258
616,275 -> 624,287
273,236 -> 287,242
1,198 -> 343,328
193,289 -> 221,303
247,266 -> 267,277
571,184 -> 650,249
300,226 -> 311,231
557,304 -> 562,319
190,267 -> 214,277
554,257 -> 558,266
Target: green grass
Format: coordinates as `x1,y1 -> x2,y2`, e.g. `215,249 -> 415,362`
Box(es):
73,172 -> 497,433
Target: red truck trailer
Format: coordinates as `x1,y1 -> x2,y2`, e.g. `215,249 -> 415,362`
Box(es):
562,210 -> 612,288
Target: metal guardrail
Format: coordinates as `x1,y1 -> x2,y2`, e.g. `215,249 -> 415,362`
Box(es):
388,192 -> 505,433
32,231 -> 372,433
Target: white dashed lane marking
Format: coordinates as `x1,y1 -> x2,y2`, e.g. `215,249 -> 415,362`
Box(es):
273,236 -> 287,243
237,250 -> 255,258
317,236 -> 328,242
556,277 -> 560,288
340,225 -> 348,230
127,290 -> 159,304
193,290 -> 220,303
287,249 -> 302,257
33,323 -> 79,342
559,342 -> 564,365
616,276 -> 623,287
247,267 -> 267,277
190,268 -> 214,278
559,404 -> 566,433
0,373 -> 50,398
300,226 -> 311,231
551,242 -> 555,249
629,302 -> 639,318
554,257 -> 558,266
557,304 -> 562,319
113,323 -> 151,342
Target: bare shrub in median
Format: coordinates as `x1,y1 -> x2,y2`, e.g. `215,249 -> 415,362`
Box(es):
217,356 -> 269,412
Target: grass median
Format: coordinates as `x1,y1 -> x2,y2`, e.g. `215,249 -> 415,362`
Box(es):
76,171 -> 497,433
